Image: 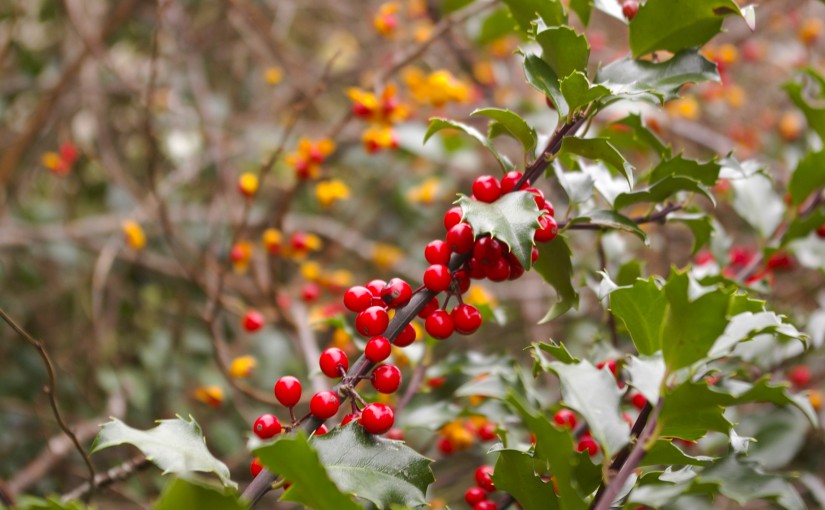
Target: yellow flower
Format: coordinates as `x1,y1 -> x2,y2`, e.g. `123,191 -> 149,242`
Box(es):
262,228 -> 282,254
194,385 -> 224,408
286,138 -> 336,181
300,261 -> 322,281
406,177 -> 441,204
372,242 -> 404,270
324,269 -> 354,290
264,66 -> 283,85
403,67 -> 471,107
315,179 -> 351,207
362,126 -> 399,153
665,95 -> 700,120
237,172 -> 259,197
717,43 -> 738,66
465,285 -> 497,308
228,356 -> 257,378
122,220 -> 146,250
347,85 -> 409,125
809,389 -> 823,411
373,2 -> 399,37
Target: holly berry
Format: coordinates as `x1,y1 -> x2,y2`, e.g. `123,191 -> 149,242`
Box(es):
577,436 -> 600,456
365,279 -> 387,297
365,336 -> 392,362
319,347 -> 349,378
525,187 -> 547,211
253,414 -> 282,439
355,306 -> 389,336
425,240 -> 451,265
315,424 -> 329,435
446,223 -> 475,254
301,282 -> 321,302
630,392 -> 648,410
622,0 -> 639,20
444,206 -> 463,230
243,310 -> 265,332
452,304 -> 482,335
386,428 -> 405,440
500,170 -> 526,193
473,236 -> 503,266
597,359 -> 619,376
472,175 -> 502,203
465,487 -> 487,505
553,409 -> 577,429
534,214 -> 559,243
394,323 -> 417,347
250,457 -> 264,476
507,253 -> 525,280
372,364 -> 402,393
484,258 -> 510,282
423,264 -> 452,293
437,436 -> 454,454
381,278 -> 412,308
789,365 -> 812,388
344,286 -> 373,312
475,502 -> 498,510
310,391 -> 340,419
474,465 -> 495,492
465,257 -> 486,279
816,224 -> 825,239
359,403 -> 395,434
425,309 -> 454,339
274,376 -> 302,407
453,270 -> 471,294
341,412 -> 361,427
478,422 -> 497,441
418,297 -> 440,318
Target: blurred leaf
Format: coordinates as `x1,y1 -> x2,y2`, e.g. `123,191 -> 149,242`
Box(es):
670,212 -> 714,255
457,191 -> 541,269
568,210 -> 648,243
91,416 -> 235,489
659,380 -> 733,440
785,69 -> 825,142
502,0 -> 567,31
534,236 -> 579,322
709,311 -> 806,359
477,7 -> 518,44
614,176 -> 715,211
788,149 -> 825,206
532,341 -> 580,375
648,155 -> 720,187
593,0 -> 625,21
536,26 -> 589,80
736,408 -> 808,470
722,377 -> 818,427
12,497 -> 89,510
553,162 -> 595,204
609,114 -> 671,159
440,0 -> 475,14
523,54 -> 570,117
616,259 -> 643,285
569,0 -> 592,25
559,72 -> 611,115
559,137 -> 634,187
782,208 -> 825,246
642,440 -> 716,467
625,353 -> 666,404
154,478 -> 245,510
493,450 -> 560,510
424,118 -> 514,172
472,108 -> 538,155
731,173 -> 785,238
698,455 -> 805,510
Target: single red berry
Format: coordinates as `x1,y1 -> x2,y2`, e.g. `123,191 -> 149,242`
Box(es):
535,214 -> 559,243
386,428 -> 404,440
622,0 -> 639,20
597,359 -> 618,376
766,252 -> 794,271
446,223 -> 475,254
344,286 -> 373,312
437,436 -> 454,455
475,501 -> 498,510
341,412 -> 361,426
427,375 -> 446,389
425,309 -> 454,339
381,278 -> 412,308
484,258 -> 510,282
472,175 -> 502,203
507,253 -> 525,280
789,365 -> 812,388
352,101 -> 372,118
475,465 -> 495,492
418,297 -> 440,318
423,264 -> 452,293
243,310 -> 265,332
452,304 -> 482,335
366,279 -> 387,297
444,206 -> 463,230
274,376 -> 302,407
816,224 -> 825,238
310,391 -> 340,419
394,323 -> 417,347
553,409 -> 577,429
250,457 -> 264,477
631,392 -> 648,410
543,200 -> 555,217
473,236 -> 504,266
372,364 -> 402,393
478,422 -> 497,441
465,257 -> 486,279
365,336 -> 392,363
425,240 -> 451,265
525,187 -> 547,211
301,282 -> 321,302
500,170 -> 526,193
355,306 -> 389,336
319,347 -> 349,378
315,423 -> 329,435
359,403 -> 395,434
253,414 -> 282,439
465,486 -> 487,505
453,270 -> 471,294
59,142 -> 79,165
577,436 -> 599,456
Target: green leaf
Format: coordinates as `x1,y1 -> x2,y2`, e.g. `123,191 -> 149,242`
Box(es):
629,0 -> 751,58
472,108 -> 538,155
534,340 -> 579,365
493,450 -> 560,510
548,361 -> 630,456
568,210 -> 648,243
523,54 -> 570,118
641,440 -> 716,467
254,432 -> 361,510
569,0 -> 592,25
559,137 -> 634,187
625,353 -> 666,404
782,207 -> 825,246
154,478 -> 246,510
659,380 -> 733,440
596,50 -> 719,104
788,149 -> 825,206
722,377 -> 818,428
536,26 -> 590,81
699,455 -> 805,510
534,235 -> 579,322
477,7 -> 519,45
648,155 -> 720,187
457,191 -> 541,269
785,68 -> 825,142
91,416 -> 235,489
731,173 -> 785,238
501,0 -> 566,32
559,72 -> 611,115
614,175 -> 715,210
424,118 -> 514,172
608,114 -> 671,159
708,311 -> 806,359
12,497 -> 89,510
670,212 -> 714,255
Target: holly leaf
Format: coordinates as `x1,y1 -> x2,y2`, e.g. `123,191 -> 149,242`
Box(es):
501,0 -> 566,32
642,440 -> 716,467
493,450 -> 560,510
788,149 -> 825,206
785,68 -> 825,142
154,478 -> 246,510
569,0 -> 593,25
731,173 -> 785,238
709,311 -> 806,359
698,455 -> 806,510
629,0 -> 753,58
91,416 -> 235,489
625,353 -> 666,404
472,108 -> 537,155
568,210 -> 648,243
536,26 -> 589,80
559,137 -> 634,187
659,380 -> 733,440
670,212 -> 715,255
424,118 -> 514,172
533,235 -> 579,322
477,7 -> 519,45
457,191 -> 541,269
608,114 -> 671,159
559,72 -> 611,115
648,155 -> 720,187
782,208 -> 825,246
614,175 -> 715,210
11,497 -> 89,510
523,54 -> 570,118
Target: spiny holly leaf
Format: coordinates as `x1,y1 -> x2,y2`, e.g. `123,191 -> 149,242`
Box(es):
501,0 -> 566,32
253,432 -> 360,510
154,478 -> 246,510
311,425 -> 434,509
785,68 -> 825,142
709,311 -> 806,359
648,155 -> 720,187
614,176 -> 715,211
720,377 -> 818,427
629,0 -> 753,58
536,26 -> 589,81
523,54 -> 569,118
670,212 -> 714,255
731,172 -> 785,238
625,353 -> 666,404
534,235 -> 579,322
642,440 -> 716,467
548,361 -> 630,456
91,416 -> 234,489
472,108 -> 537,155
788,149 -> 825,206
596,50 -> 719,104
568,210 -> 648,244
457,191 -> 541,269
559,72 -> 611,115
559,137 -> 634,187
424,118 -> 514,172
659,380 -> 733,440
569,0 -> 592,25
608,114 -> 671,159
533,340 -> 580,367
698,455 -> 806,510
477,7 -> 519,45
492,450 -> 560,510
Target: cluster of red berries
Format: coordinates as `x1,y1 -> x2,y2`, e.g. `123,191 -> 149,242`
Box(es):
551,408 -> 600,456
463,465 -> 498,510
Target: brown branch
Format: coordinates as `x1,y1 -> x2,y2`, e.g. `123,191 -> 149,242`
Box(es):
62,457 -> 150,503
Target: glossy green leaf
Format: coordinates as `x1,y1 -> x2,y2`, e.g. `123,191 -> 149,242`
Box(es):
559,137 -> 634,187
472,108 -> 537,155
424,118 -> 514,172
154,478 -> 246,510
629,0 -> 751,58
659,380 -> 733,440
534,340 -> 579,365
609,277 -> 665,355
648,155 -> 720,187
534,235 -> 579,322
523,54 -> 570,117
568,210 -> 648,243
502,0 -> 566,32
784,68 -> 825,142
625,353 -> 666,404
615,176 -> 715,211
569,0 -> 592,25
709,311 -> 805,359
493,450 -> 560,510
788,149 -> 825,206
670,212 -> 714,255
536,26 -> 589,80
457,191 -> 541,269
91,416 -> 235,489
559,72 -> 611,114
641,440 -> 716,467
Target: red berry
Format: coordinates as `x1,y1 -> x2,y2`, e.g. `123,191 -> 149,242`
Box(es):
394,323 -> 417,347
425,309 -> 454,339
365,336 -> 392,363
423,264 -> 452,293
59,142 -> 79,165
816,224 -> 825,238
525,187 -> 547,210
344,286 -> 373,312
427,376 -> 446,389
475,502 -> 498,510
341,412 -> 361,427
465,257 -> 486,279
437,436 -> 454,455
500,171 -> 526,193
452,304 -> 482,335
534,214 -> 559,243
484,258 -> 510,282
597,359 -> 618,376
301,282 -> 321,302
507,253 -> 525,280
631,392 -> 648,410
243,310 -> 265,332
425,240 -> 451,265
355,306 -> 389,336
253,414 -> 282,439
465,487 -> 487,505
789,365 -> 812,388
454,270 -> 471,294
315,424 -> 329,435
372,364 -> 402,393
444,206 -> 463,230
478,422 -> 497,441
310,391 -> 340,419
553,409 -> 577,429
472,175 -> 502,203
274,376 -> 302,407
446,223 -> 475,254
577,436 -> 599,456
532,245 -> 540,263
381,278 -> 412,308
418,297 -> 440,318
366,279 -> 387,297
319,347 -> 349,378
543,200 -> 555,217
474,465 -> 495,492
250,457 -> 264,477
386,428 -> 404,440
473,236 -> 504,266
622,0 -> 639,20
359,403 -> 395,434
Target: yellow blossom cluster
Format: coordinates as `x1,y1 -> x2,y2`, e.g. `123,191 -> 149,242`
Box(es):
122,220 -> 147,250
402,67 -> 472,107
315,179 -> 351,208
285,138 -> 336,181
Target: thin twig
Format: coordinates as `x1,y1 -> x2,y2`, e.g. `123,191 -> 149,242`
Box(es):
62,457 -> 150,503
